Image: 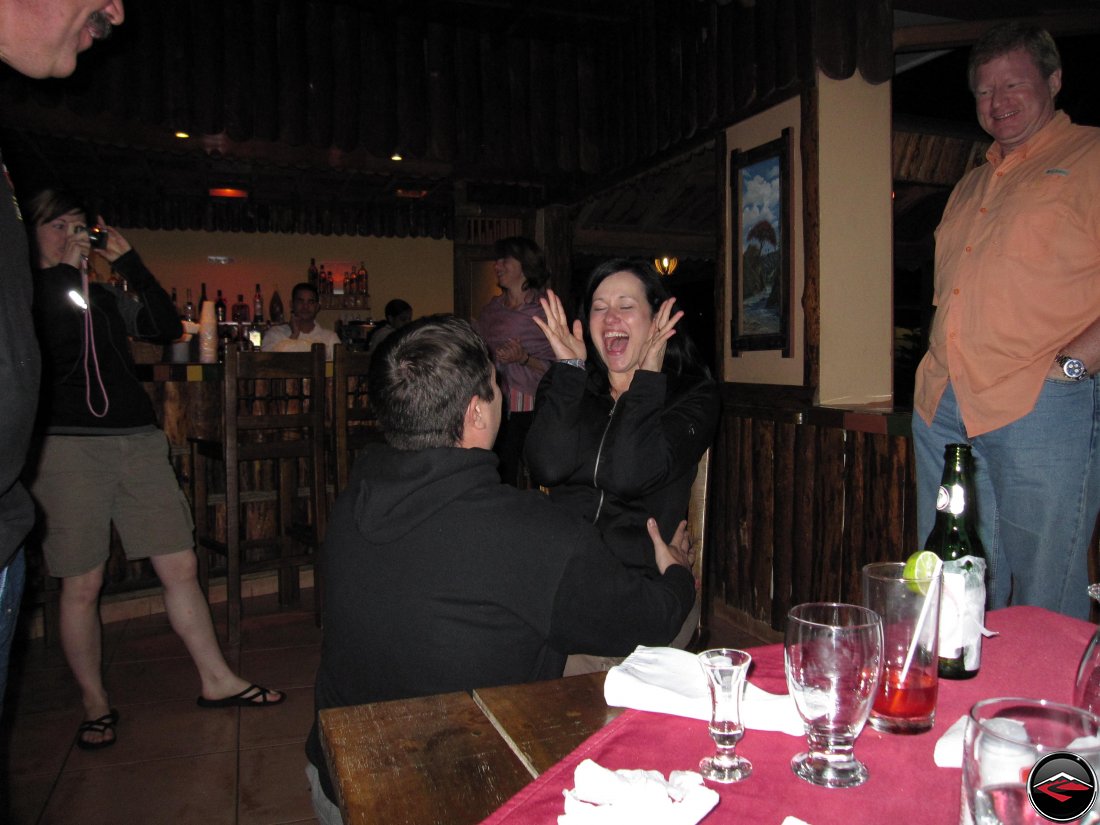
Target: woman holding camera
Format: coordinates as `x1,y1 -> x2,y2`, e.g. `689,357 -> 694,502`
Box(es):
27,189 -> 283,751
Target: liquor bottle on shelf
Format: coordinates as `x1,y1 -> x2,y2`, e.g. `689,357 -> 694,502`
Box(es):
231,293 -> 250,323
199,281 -> 209,314
171,287 -> 180,317
925,443 -> 987,680
214,289 -> 228,323
308,258 -> 319,288
358,260 -> 368,297
182,288 -> 196,322
253,283 -> 264,323
269,285 -> 285,324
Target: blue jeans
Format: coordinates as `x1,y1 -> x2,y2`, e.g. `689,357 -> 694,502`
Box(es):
0,548 -> 26,711
913,381 -> 1100,619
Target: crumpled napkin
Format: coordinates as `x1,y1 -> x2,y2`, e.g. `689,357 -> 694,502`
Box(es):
558,758 -> 719,825
934,714 -> 969,768
935,713 -> 1100,769
604,646 -> 804,737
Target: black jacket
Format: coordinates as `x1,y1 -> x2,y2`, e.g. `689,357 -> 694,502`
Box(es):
305,443 -> 694,803
525,363 -> 720,571
0,153 -> 40,566
33,250 -> 182,433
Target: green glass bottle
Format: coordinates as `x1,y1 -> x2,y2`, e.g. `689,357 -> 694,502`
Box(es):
925,443 -> 987,680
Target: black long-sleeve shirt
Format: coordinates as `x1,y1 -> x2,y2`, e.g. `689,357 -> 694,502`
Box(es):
33,250 -> 182,433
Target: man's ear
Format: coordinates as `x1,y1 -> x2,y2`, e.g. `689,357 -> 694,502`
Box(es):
458,395 -> 487,449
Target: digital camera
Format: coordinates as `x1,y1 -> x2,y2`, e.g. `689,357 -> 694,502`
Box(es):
75,224 -> 108,249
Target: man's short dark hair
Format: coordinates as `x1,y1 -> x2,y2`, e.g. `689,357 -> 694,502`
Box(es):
292,282 -> 319,302
384,298 -> 412,321
369,314 -> 495,450
968,22 -> 1061,93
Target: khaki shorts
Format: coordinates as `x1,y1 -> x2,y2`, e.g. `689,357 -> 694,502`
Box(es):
32,431 -> 195,578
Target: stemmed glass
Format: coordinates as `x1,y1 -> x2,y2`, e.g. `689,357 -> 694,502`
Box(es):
785,602 -> 884,788
1074,583 -> 1100,714
697,648 -> 753,783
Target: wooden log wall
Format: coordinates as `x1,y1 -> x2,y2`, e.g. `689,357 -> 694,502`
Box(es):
708,400 -> 919,633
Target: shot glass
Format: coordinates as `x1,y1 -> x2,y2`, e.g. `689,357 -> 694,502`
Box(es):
862,561 -> 942,734
697,648 -> 753,783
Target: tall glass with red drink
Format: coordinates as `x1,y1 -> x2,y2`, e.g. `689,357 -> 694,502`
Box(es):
862,561 -> 942,734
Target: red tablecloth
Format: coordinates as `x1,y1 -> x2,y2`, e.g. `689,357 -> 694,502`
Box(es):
481,606 -> 1094,824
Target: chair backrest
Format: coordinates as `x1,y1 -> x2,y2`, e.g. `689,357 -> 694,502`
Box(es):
687,448 -> 711,643
332,343 -> 382,493
223,344 -> 328,535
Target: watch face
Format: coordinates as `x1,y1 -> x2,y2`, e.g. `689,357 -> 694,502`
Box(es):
1063,358 -> 1087,380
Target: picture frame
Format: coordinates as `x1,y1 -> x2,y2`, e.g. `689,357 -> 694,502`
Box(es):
730,128 -> 793,356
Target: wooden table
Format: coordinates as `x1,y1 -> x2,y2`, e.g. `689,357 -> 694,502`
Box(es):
318,671 -> 622,825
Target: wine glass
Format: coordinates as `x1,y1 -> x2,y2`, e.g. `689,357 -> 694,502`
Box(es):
785,602 -> 884,788
697,648 -> 753,783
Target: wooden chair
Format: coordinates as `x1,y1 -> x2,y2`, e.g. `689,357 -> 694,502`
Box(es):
190,344 -> 327,645
685,448 -> 711,649
332,344 -> 384,495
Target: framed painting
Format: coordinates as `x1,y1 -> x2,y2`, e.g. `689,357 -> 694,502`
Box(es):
729,128 -> 793,356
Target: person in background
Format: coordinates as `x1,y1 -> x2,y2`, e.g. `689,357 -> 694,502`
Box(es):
475,236 -> 556,487
304,315 -> 694,825
365,297 -> 412,360
0,0 -> 126,717
26,189 -> 284,751
526,259 -> 720,671
912,22 -> 1100,619
261,281 -> 341,359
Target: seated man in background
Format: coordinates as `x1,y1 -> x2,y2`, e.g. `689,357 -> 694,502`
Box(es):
261,281 -> 341,358
364,297 -> 412,360
304,315 -> 694,824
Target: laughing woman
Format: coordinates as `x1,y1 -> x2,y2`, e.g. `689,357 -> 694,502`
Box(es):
525,259 -> 719,661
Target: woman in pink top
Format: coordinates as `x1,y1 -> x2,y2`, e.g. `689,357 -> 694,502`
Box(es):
475,237 -> 556,486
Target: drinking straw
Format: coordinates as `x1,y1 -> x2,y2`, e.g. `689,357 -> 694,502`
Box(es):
899,558 -> 943,684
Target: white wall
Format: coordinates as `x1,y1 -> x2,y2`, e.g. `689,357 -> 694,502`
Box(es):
816,73 -> 893,406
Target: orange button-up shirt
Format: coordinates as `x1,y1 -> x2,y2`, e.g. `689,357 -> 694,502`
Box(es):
914,112 -> 1100,437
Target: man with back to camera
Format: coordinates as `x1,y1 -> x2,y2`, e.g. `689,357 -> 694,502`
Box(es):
0,0 -> 126,711
304,315 -> 695,824
261,281 -> 342,358
913,22 -> 1100,618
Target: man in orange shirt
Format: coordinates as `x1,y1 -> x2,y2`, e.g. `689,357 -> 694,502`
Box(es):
913,22 -> 1100,619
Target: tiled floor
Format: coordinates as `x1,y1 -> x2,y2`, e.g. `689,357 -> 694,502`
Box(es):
2,591 -> 322,825
1,590 -> 777,825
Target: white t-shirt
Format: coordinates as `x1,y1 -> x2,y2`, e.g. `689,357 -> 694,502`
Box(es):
261,323 -> 342,359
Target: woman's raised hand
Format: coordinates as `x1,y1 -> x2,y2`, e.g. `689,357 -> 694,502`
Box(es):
638,297 -> 683,373
533,288 -> 586,362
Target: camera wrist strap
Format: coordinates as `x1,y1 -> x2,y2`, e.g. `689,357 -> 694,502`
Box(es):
80,256 -> 110,418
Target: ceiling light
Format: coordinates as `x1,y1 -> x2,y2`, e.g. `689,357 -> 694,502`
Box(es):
396,188 -> 428,199
654,256 -> 678,276
208,187 -> 248,199
390,153 -> 403,162
175,131 -> 190,139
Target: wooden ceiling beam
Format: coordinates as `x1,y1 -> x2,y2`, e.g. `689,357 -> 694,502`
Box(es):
894,12 -> 1100,53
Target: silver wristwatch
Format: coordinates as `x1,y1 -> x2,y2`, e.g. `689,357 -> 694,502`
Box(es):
1056,353 -> 1089,381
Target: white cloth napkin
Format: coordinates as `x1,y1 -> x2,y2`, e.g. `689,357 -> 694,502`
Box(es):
934,714 -> 968,768
604,646 -> 804,737
558,758 -> 719,825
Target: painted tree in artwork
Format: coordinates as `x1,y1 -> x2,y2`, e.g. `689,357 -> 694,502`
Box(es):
743,219 -> 778,298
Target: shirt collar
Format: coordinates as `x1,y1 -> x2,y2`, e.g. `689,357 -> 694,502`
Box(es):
986,110 -> 1071,167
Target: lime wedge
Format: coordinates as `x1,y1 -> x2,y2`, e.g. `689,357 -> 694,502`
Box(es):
902,550 -> 939,594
